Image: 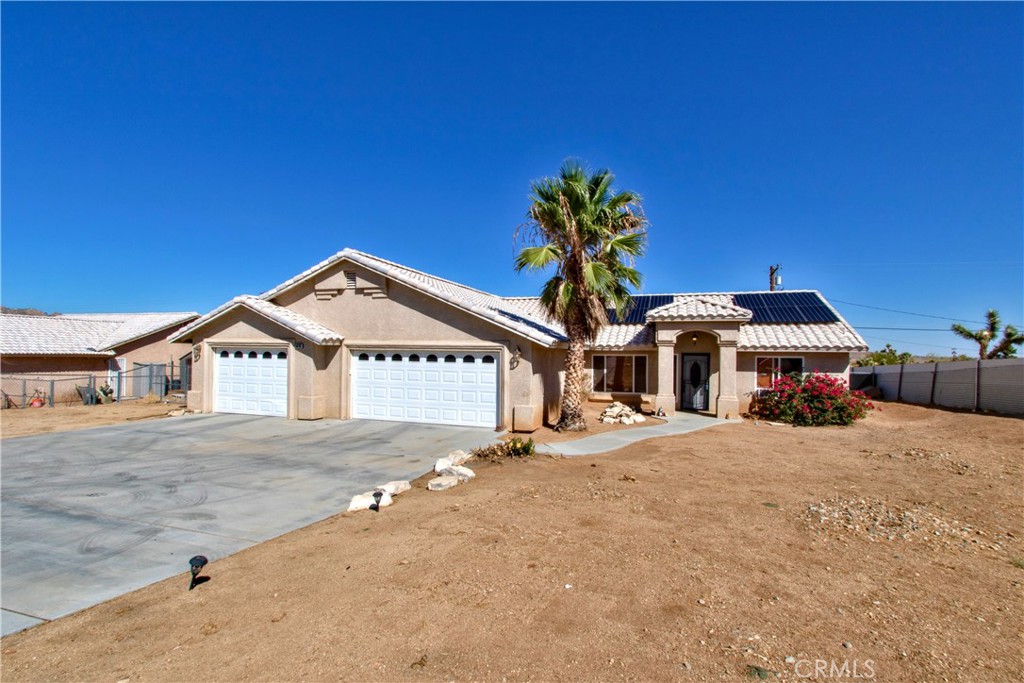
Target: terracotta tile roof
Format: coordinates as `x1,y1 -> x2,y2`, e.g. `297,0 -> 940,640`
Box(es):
171,296 -> 344,345
0,312 -> 198,356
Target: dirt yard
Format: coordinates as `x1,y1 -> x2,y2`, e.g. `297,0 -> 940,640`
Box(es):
0,400 -> 184,439
2,404 -> 1021,682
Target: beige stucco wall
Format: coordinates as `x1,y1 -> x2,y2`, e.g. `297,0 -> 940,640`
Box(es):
184,259 -> 545,427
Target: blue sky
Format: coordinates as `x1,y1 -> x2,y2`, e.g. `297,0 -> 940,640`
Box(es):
3,2 -> 1021,356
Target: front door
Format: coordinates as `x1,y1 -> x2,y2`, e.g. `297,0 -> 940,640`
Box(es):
681,354 -> 710,411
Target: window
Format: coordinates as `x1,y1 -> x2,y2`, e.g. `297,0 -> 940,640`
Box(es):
234,351 -> 243,358
263,352 -> 272,359
358,353 -> 369,361
248,351 -> 258,359
592,355 -> 648,393
426,354 -> 438,363
444,355 -> 456,363
277,351 -> 288,360
375,353 -> 386,361
482,355 -> 495,364
756,357 -> 804,389
391,353 -> 403,361
463,355 -> 475,363
220,351 -> 229,358
409,354 -> 420,362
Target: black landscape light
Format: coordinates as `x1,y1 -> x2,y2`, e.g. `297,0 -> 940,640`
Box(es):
370,490 -> 384,512
188,555 -> 208,590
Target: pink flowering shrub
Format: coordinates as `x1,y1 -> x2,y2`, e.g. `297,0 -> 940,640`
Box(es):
752,372 -> 873,426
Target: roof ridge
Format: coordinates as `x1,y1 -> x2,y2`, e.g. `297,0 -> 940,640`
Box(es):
347,249 -> 503,299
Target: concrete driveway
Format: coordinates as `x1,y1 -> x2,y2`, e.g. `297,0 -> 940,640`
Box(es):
1,414 -> 499,636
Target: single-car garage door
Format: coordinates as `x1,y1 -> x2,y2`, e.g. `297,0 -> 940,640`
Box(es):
214,348 -> 288,417
352,351 -> 498,428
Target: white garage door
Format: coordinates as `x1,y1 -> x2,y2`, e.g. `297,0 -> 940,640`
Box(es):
214,348 -> 289,417
352,351 -> 498,428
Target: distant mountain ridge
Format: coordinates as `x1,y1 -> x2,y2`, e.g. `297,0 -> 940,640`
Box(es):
1,306 -> 60,316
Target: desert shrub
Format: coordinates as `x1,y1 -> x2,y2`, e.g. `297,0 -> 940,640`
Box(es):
751,372 -> 873,426
472,436 -> 536,460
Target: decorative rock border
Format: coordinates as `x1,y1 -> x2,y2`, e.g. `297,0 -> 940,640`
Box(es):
346,449 -> 479,511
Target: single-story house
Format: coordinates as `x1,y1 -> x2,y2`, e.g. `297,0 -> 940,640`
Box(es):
1,312 -> 199,397
170,248 -> 867,430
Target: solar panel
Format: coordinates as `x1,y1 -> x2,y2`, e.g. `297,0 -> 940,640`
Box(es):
607,294 -> 674,324
733,292 -> 839,324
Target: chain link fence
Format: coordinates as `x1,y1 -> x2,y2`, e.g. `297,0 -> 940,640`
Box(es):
1,361 -> 191,409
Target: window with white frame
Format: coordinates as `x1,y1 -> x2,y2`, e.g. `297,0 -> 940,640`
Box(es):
592,355 -> 648,393
756,357 -> 804,389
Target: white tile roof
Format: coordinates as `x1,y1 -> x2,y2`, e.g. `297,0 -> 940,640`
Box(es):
646,296 -> 753,321
171,296 -> 343,345
260,249 -> 565,346
0,312 -> 198,356
739,323 -> 865,352
185,249 -> 866,353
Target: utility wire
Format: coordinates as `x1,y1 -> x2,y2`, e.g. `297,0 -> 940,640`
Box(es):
831,299 -> 1016,326
860,334 -> 973,352
854,327 -> 955,331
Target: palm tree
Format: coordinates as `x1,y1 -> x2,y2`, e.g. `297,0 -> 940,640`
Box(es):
951,309 -> 1024,359
515,160 -> 648,431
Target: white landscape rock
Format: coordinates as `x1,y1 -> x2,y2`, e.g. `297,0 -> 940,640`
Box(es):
427,475 -> 461,491
347,490 -> 394,512
448,449 -> 472,466
441,465 -> 475,481
620,416 -> 634,425
377,480 -> 411,496
434,456 -> 453,473
633,414 -> 647,423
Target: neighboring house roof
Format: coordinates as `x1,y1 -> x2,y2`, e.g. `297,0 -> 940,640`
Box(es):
179,248 -> 867,353
0,312 -> 198,356
171,296 -> 344,346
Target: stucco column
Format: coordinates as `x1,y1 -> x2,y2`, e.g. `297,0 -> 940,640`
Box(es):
654,341 -> 676,415
716,340 -> 739,419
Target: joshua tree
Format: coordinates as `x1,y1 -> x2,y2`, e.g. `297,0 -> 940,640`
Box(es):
951,309 -> 1024,359
515,160 -> 647,431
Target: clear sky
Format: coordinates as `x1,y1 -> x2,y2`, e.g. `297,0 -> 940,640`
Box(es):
3,2 -> 1021,357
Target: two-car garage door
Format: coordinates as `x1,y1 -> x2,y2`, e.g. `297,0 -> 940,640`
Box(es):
352,351 -> 498,428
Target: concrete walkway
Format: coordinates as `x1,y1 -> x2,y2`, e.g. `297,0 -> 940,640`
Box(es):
534,412 -> 731,457
1,414 -> 499,636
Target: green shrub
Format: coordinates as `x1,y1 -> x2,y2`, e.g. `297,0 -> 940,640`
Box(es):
751,372 -> 873,426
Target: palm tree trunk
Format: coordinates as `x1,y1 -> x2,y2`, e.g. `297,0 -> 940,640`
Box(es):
557,323 -> 588,432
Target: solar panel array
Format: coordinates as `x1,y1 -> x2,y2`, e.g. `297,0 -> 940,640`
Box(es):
606,294 -> 675,324
732,292 -> 840,324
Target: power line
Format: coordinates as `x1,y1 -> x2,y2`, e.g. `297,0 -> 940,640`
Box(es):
855,327 -> 952,331
860,334 -> 973,352
832,299 -> 997,325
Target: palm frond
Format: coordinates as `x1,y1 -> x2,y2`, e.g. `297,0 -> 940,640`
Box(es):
514,244 -> 562,272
